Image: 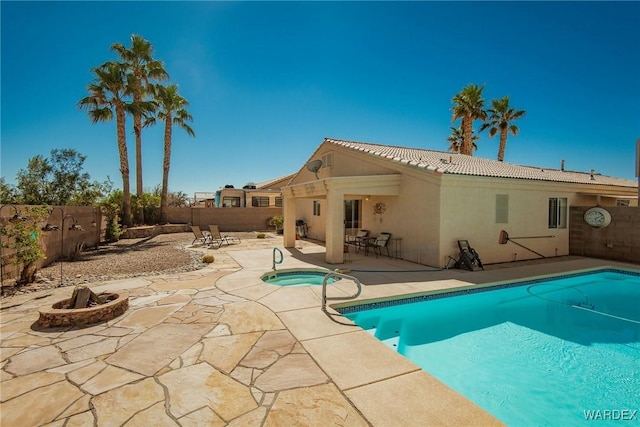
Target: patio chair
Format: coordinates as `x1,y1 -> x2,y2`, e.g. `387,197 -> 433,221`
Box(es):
345,229 -> 369,253
368,232 -> 391,258
208,225 -> 240,248
454,240 -> 484,271
190,225 -> 211,246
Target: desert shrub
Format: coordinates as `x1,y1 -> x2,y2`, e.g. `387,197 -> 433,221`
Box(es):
256,233 -> 266,239
0,205 -> 49,284
102,203 -> 123,242
68,242 -> 85,261
202,255 -> 215,264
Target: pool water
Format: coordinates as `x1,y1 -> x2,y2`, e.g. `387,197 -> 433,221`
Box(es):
262,269 -> 339,286
341,269 -> 640,426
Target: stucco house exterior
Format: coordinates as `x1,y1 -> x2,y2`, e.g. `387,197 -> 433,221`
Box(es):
281,138 -> 638,266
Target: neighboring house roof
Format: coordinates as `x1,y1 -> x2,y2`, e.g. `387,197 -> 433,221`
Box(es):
256,173 -> 296,190
326,138 -> 637,188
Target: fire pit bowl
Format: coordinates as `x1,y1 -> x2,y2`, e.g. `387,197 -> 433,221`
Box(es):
37,290 -> 129,328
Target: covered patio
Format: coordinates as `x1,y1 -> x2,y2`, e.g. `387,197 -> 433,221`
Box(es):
281,174 -> 402,264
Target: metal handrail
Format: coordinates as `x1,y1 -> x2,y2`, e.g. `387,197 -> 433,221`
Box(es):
321,271 -> 362,312
272,248 -> 283,270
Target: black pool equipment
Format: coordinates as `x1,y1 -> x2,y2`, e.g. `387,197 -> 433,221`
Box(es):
454,240 -> 484,271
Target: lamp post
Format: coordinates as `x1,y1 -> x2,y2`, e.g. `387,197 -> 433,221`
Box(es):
0,205 -> 29,293
61,214 -> 84,287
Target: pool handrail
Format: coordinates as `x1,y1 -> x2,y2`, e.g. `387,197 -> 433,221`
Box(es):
272,247 -> 283,270
321,271 -> 362,312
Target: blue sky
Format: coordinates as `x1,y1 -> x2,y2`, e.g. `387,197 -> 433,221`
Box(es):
2,1 -> 639,199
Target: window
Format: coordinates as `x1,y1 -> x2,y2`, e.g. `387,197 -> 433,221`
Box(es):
275,197 -> 283,207
222,197 -> 241,207
495,194 -> 509,224
251,196 -> 269,207
344,199 -> 361,229
548,197 -> 568,228
322,153 -> 332,168
313,200 -> 321,216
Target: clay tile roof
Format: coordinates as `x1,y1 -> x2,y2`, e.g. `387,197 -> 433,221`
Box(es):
325,138 -> 636,188
255,173 -> 296,189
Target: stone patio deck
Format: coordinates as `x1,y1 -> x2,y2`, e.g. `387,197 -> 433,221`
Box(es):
1,234 -> 637,426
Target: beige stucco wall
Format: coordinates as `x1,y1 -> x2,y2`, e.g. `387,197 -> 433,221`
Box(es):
1,206 -> 101,283
437,177 -> 573,266
285,140 -> 638,266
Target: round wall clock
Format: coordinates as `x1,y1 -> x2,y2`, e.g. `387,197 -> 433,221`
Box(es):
583,207 -> 611,228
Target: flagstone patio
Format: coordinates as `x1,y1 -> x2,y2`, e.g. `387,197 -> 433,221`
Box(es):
2,235 -> 636,426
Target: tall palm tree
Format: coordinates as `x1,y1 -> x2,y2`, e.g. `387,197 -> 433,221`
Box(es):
480,96 -> 526,161
145,84 -> 195,224
78,61 -> 133,227
447,126 -> 479,153
451,84 -> 487,155
111,35 -> 168,224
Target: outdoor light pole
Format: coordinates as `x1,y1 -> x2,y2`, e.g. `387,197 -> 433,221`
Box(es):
0,204 -> 29,293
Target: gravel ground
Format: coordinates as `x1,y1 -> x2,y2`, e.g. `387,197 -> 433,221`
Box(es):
3,233 -> 211,297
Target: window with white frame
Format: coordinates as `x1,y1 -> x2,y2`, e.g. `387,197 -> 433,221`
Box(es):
313,200 -> 321,216
496,194 -> 509,223
548,197 -> 568,228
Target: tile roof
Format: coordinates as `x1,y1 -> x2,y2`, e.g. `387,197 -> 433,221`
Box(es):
326,138 -> 637,188
256,173 -> 296,189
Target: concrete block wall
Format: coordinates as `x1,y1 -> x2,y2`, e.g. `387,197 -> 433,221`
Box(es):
569,206 -> 640,264
166,207 -> 283,232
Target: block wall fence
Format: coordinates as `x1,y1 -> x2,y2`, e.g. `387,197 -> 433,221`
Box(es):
569,206 -> 640,264
1,206 -> 282,283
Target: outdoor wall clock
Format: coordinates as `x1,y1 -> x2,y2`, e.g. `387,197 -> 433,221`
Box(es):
583,207 -> 611,228
373,202 -> 386,214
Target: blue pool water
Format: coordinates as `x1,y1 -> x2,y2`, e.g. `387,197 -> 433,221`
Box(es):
341,269 -> 640,426
261,269 -> 339,286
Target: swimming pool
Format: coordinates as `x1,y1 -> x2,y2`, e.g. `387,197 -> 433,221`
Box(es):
340,268 -> 640,426
261,269 -> 340,286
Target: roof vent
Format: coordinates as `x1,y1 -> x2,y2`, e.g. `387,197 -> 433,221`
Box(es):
561,160 -> 565,171
590,169 -> 595,180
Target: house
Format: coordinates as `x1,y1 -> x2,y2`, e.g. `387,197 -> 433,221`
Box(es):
281,138 -> 638,266
192,192 -> 216,208
214,174 -> 295,208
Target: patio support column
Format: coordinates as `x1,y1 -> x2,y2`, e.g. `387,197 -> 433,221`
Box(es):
325,188 -> 344,263
283,194 -> 296,248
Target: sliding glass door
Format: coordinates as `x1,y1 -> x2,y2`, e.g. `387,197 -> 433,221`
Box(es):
344,199 -> 361,234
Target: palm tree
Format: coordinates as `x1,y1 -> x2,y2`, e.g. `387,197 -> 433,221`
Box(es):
78,61 -> 133,227
447,126 -> 479,153
451,84 -> 487,155
480,96 -> 526,161
111,35 -> 168,224
146,84 -> 195,224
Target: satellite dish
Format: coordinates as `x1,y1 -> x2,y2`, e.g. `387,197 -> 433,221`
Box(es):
306,159 -> 323,179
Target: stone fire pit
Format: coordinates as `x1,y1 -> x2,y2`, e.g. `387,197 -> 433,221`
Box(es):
38,286 -> 129,328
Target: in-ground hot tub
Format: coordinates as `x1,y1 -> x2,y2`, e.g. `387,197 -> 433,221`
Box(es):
261,268 -> 341,287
